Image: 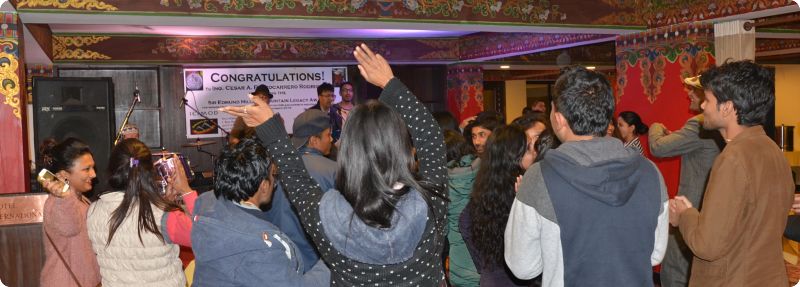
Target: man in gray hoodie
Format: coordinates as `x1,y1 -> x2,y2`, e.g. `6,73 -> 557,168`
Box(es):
504,67 -> 669,287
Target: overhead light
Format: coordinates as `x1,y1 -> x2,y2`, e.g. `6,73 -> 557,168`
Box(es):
500,65 -> 511,69
585,66 -> 596,70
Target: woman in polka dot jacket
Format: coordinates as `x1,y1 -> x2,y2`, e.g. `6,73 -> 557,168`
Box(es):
222,44 -> 449,286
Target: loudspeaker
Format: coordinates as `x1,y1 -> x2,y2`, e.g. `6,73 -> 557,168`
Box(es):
33,77 -> 115,194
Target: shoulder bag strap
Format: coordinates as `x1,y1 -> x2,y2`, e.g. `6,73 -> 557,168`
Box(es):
44,229 -> 85,287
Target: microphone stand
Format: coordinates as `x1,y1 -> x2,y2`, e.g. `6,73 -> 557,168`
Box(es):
114,89 -> 140,146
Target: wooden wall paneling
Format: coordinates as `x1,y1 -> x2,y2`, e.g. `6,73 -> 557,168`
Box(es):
0,223 -> 45,287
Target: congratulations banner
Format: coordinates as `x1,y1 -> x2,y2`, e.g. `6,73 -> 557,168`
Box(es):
183,67 -> 347,138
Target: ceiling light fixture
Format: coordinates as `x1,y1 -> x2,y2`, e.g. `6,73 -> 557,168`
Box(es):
585,66 -> 596,70
500,65 -> 511,69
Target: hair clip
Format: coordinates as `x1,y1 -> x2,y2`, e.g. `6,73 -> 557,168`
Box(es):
130,158 -> 140,168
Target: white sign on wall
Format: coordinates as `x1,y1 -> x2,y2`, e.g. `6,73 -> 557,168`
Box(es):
183,67 -> 346,138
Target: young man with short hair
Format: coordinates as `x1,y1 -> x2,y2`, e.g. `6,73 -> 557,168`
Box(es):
191,139 -> 330,286
504,67 -> 668,287
669,61 -> 794,287
333,82 -> 355,124
309,82 -> 343,143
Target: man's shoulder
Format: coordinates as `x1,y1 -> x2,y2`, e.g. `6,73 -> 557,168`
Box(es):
301,153 -> 337,176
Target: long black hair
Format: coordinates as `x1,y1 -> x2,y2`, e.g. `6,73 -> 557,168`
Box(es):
467,125 -> 528,266
335,100 -> 445,228
105,139 -> 180,245
618,111 -> 649,135
511,113 -> 559,162
444,129 -> 473,164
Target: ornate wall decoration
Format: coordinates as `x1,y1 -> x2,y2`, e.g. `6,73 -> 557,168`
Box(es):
616,22 -> 714,102
48,35 -> 459,63
14,0 -> 642,27
459,32 -> 612,60
0,12 -> 20,120
0,43 -> 21,119
756,38 -> 800,53
446,65 -> 483,122
598,0 -> 795,28
53,36 -> 112,60
16,0 -> 119,11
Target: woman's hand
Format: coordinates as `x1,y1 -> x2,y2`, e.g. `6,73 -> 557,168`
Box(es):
220,94 -> 275,127
42,178 -> 72,198
353,44 -> 394,89
165,162 -> 192,202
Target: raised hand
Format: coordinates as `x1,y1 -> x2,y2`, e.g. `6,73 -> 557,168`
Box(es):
220,93 -> 275,127
353,43 -> 394,89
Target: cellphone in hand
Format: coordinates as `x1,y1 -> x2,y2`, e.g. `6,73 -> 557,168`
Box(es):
37,169 -> 69,194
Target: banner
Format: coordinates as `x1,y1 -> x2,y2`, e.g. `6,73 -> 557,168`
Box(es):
183,66 -> 347,138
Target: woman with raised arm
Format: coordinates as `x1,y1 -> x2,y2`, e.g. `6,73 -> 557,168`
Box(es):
39,138 -> 101,287
222,44 -> 448,286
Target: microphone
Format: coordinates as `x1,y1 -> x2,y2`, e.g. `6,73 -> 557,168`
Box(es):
179,92 -> 188,109
133,87 -> 141,103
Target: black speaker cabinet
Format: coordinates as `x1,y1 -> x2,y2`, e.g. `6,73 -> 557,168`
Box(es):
33,77 -> 115,194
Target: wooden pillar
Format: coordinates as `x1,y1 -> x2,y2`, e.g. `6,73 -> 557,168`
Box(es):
504,80 -> 526,124
446,65 -> 483,123
0,11 -> 30,194
714,20 -> 756,63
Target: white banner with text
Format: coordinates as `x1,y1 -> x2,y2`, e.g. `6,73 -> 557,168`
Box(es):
183,66 -> 347,138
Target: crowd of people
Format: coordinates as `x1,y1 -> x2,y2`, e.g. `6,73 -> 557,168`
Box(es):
36,44 -> 795,287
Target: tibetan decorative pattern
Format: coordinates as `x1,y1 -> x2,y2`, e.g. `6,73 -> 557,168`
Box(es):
756,38 -> 800,53
0,40 -> 21,120
46,35 -> 460,63
616,22 -> 714,103
17,0 -> 119,11
150,38 -> 391,61
53,36 -> 112,60
446,65 -> 483,122
16,0 -> 644,26
597,0 -> 795,28
459,32 -> 613,60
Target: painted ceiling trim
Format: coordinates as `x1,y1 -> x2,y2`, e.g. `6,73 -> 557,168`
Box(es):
15,0 -> 646,27
49,31 -> 616,64
13,0 -> 798,29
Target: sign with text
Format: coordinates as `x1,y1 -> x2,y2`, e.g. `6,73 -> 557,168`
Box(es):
183,67 -> 347,138
0,194 -> 48,226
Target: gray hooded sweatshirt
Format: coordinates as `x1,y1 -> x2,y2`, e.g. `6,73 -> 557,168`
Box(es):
504,136 -> 668,287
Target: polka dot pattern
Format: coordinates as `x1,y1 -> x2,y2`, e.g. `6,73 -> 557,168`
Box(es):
255,78 -> 449,286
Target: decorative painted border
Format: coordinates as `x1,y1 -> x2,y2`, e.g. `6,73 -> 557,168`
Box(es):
0,13 -> 20,120
447,64 -> 483,121
17,0 -> 118,11
51,34 -> 462,62
53,35 -> 112,60
458,32 -> 613,60
756,38 -> 800,53
616,22 -> 715,103
596,0 -> 796,28
16,0 -> 645,27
